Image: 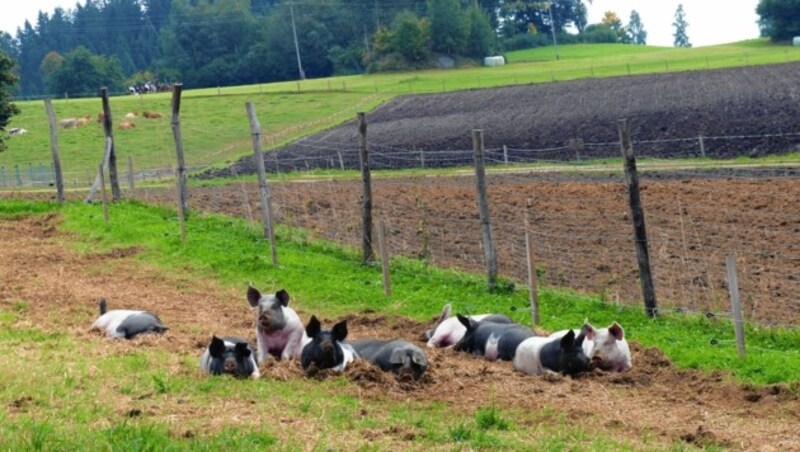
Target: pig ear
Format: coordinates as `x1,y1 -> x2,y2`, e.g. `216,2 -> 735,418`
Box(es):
580,322 -> 596,341
98,298 -> 108,315
332,320 -> 348,342
306,315 -> 321,338
609,322 -> 625,340
247,284 -> 261,307
436,304 -> 452,324
456,314 -> 472,330
411,351 -> 427,366
276,289 -> 290,307
234,342 -> 251,358
209,336 -> 226,358
560,329 -> 576,349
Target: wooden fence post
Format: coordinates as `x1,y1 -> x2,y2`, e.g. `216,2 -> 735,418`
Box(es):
175,166 -> 187,243
525,225 -> 540,326
171,84 -> 189,216
503,145 -> 509,164
358,112 -> 374,265
246,102 -> 279,266
618,118 -> 658,317
472,129 -> 498,290
726,256 -> 746,358
43,99 -> 65,203
85,88 -> 120,202
127,155 -> 136,198
338,151 -> 345,171
99,164 -> 109,224
699,135 -> 706,158
378,218 -> 391,296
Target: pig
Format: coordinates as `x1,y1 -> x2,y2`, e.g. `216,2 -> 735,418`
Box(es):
452,314 -> 534,361
200,336 -> 260,379
351,339 -> 428,380
247,285 -> 308,364
90,298 -> 168,339
548,320 -> 632,372
513,329 -> 591,376
300,315 -> 357,374
425,303 -> 514,348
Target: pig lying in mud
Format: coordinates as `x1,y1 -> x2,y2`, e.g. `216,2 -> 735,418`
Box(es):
351,339 -> 428,380
200,336 -> 260,379
453,314 -> 534,361
548,320 -> 632,372
91,298 -> 168,339
514,329 -> 591,376
247,285 -> 309,363
301,315 -> 357,374
424,303 -> 513,348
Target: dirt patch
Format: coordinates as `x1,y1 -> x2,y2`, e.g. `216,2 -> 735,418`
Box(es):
131,167 -> 800,326
2,211 -> 800,449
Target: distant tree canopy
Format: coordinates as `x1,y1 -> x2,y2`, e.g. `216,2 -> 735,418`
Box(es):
672,4 -> 692,48
627,10 -> 647,45
2,0 -> 647,97
757,0 -> 800,41
0,51 -> 21,151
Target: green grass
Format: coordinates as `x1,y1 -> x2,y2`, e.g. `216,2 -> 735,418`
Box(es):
1,199 -> 798,449
3,40 -> 799,186
6,199 -> 798,385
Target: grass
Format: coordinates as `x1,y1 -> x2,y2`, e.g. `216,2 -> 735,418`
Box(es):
3,39 -> 799,185
3,199 -> 797,385
1,199 -> 798,448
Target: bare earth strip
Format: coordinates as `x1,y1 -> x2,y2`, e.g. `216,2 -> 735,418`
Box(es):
1,215 -> 799,449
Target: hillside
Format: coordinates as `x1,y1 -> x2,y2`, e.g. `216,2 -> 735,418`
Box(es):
212,61 -> 800,176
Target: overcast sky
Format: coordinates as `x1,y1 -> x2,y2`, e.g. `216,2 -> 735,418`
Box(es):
1,0 -> 763,48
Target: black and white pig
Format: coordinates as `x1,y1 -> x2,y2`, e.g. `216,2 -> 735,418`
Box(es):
300,315 -> 357,374
513,329 -> 591,376
199,336 -> 260,379
424,303 -> 514,348
452,314 -> 534,361
351,339 -> 428,380
91,298 -> 168,339
247,285 -> 309,364
548,320 -> 632,372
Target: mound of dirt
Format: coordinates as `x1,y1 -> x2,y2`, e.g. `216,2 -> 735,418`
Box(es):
205,62 -> 800,177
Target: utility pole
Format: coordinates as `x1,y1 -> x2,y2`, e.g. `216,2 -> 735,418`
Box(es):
547,2 -> 560,61
290,4 -> 306,80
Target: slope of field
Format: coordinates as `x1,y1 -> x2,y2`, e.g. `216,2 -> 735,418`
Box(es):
215,61 -> 800,176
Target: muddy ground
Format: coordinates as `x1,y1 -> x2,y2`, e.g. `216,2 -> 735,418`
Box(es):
2,214 -> 799,449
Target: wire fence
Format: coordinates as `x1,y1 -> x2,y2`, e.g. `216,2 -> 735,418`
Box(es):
3,129 -> 797,329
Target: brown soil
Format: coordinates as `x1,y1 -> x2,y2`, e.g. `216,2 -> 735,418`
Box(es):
206,62 -> 800,176
2,215 -> 799,449
134,166 -> 800,326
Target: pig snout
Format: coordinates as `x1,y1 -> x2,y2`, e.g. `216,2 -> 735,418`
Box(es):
223,358 -> 238,374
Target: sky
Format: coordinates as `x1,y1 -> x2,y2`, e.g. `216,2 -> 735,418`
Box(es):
1,0 -> 763,48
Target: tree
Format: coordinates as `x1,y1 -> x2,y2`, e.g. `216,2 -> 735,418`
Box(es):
0,51 -> 21,152
428,0 -> 469,56
672,4 -> 691,48
757,0 -> 800,41
601,10 -> 630,43
627,10 -> 647,45
46,46 -> 124,96
465,0 -> 496,58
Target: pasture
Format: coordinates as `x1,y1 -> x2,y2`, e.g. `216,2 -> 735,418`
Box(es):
3,40 -> 800,182
1,200 -> 799,450
2,40 -> 800,449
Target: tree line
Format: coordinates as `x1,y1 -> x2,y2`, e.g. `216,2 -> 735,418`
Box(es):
0,0 -> 634,98
0,0 -> 797,99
